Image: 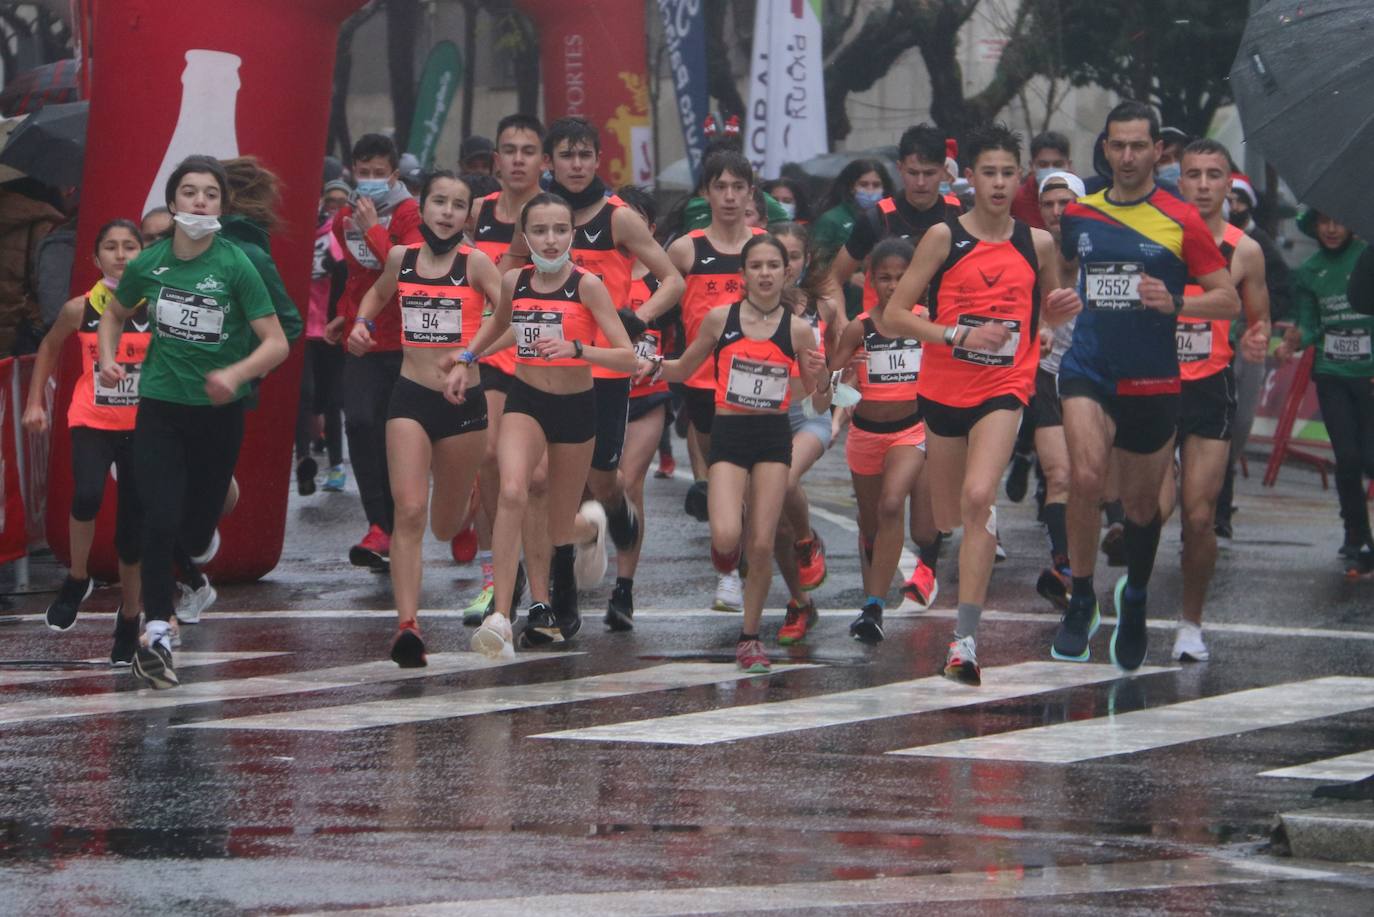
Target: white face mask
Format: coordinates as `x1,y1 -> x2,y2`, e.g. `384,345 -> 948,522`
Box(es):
174,212 -> 221,240
524,234 -> 572,273
101,275 -> 121,291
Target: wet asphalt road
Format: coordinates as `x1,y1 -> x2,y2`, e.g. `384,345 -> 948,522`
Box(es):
1,431 -> 1373,915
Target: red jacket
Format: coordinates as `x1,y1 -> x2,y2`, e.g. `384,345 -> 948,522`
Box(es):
1010,175 -> 1046,230
333,196 -> 423,351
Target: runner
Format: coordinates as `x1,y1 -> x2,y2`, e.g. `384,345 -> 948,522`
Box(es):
826,238 -> 928,643
1162,139 -> 1271,659
296,178 -> 350,496
348,171 -> 502,666
464,113 -> 546,626
1028,171 -> 1085,611
643,233 -> 827,671
1049,102 -> 1239,672
452,193 -> 637,656
1276,210 -> 1374,576
23,219 -> 145,661
665,150 -> 766,612
99,155 -> 290,688
875,124 -> 1082,684
332,134 -> 423,572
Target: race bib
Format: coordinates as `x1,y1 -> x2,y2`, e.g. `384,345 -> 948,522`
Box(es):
93,363 -> 141,407
725,356 -> 790,410
343,226 -> 383,270
634,329 -> 661,362
1323,327 -> 1372,363
865,337 -> 922,383
952,316 -> 1021,367
512,309 -> 565,358
1085,262 -> 1145,311
1175,321 -> 1213,363
155,287 -> 224,344
401,295 -> 462,346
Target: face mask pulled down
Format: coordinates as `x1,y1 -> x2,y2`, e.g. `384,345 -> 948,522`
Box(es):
524,234 -> 572,274
174,212 -> 221,241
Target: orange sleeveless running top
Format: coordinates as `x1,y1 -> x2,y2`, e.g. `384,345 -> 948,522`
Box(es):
511,266 -> 599,368
861,194 -> 963,311
683,227 -> 765,389
713,301 -> 798,412
855,311 -> 921,402
571,195 -> 635,381
472,191 -> 518,374
70,280 -> 149,432
1178,223 -> 1245,382
396,245 -> 482,349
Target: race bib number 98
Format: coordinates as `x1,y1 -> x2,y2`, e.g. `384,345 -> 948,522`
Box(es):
1085,262 -> 1145,311
512,309 -> 565,358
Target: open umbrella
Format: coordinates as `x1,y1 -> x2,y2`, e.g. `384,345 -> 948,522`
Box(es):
0,100 -> 87,189
1230,0 -> 1374,239
0,59 -> 81,116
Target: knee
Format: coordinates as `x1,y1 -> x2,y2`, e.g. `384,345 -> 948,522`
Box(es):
392,500 -> 427,534
1182,500 -> 1215,537
961,481 -> 997,521
746,532 -> 774,563
1070,463 -> 1104,497
528,467 -> 548,497
1044,463 -> 1070,496
498,482 -> 528,514
71,486 -> 103,523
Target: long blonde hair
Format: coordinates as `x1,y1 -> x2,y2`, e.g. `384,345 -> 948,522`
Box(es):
222,155 -> 283,232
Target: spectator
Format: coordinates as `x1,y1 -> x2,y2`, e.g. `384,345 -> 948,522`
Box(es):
141,207 -> 173,245
1010,131 -> 1072,229
459,135 -> 495,175
0,177 -> 65,354
809,157 -> 893,319
762,177 -> 812,223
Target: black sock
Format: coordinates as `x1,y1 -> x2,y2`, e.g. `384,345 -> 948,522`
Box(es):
552,543 -> 575,580
917,538 -> 940,572
1044,502 -> 1068,560
738,631 -> 759,642
1070,575 -> 1094,609
1104,499 -> 1125,527
615,576 -> 633,592
1123,514 -> 1163,592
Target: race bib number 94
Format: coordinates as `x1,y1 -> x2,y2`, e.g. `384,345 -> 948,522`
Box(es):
1085,262 -> 1145,311
401,295 -> 462,346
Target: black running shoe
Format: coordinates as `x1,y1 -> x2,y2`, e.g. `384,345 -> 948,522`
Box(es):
520,602 -> 558,647
605,581 -> 634,632
1005,452 -> 1032,503
1051,597 -> 1100,662
390,622 -> 427,668
110,608 -> 140,665
296,456 -> 318,496
848,602 -> 884,644
606,500 -> 640,551
46,575 -> 93,632
1036,566 -> 1071,612
550,552 -> 582,644
1109,576 -> 1148,671
132,638 -> 178,689
684,480 -> 709,522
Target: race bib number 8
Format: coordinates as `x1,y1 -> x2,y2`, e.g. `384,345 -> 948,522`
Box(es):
953,316 -> 1021,367
1175,321 -> 1213,363
1085,262 -> 1145,311
865,338 -> 922,383
1324,328 -> 1372,363
156,288 -> 224,344
401,295 -> 462,346
512,309 -> 566,358
93,363 -> 141,407
725,356 -> 790,410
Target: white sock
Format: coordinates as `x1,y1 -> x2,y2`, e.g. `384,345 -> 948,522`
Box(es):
145,619 -> 171,648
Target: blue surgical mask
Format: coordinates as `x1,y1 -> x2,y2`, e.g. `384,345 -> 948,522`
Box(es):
778,201 -> 797,221
938,182 -> 952,196
1035,167 -> 1058,185
1156,163 -> 1181,186
854,189 -> 883,210
356,178 -> 391,205
525,234 -> 572,274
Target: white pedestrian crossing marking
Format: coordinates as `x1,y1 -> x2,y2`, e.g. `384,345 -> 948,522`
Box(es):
175,662 -> 816,733
891,676 -> 1374,764
533,662 -> 1172,746
1261,748 -> 1374,782
0,653 -> 555,728
0,652 -> 287,686
293,856 -> 1334,916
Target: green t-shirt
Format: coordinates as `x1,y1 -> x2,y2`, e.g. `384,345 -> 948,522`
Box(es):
1293,240 -> 1374,378
116,235 -> 276,405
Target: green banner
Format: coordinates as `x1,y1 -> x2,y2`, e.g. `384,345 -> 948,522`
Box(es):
408,40 -> 463,169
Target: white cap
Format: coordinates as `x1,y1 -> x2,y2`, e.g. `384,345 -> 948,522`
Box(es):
1038,170 -> 1085,199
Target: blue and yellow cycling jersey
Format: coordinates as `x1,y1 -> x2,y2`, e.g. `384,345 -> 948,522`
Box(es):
1059,185 -> 1226,391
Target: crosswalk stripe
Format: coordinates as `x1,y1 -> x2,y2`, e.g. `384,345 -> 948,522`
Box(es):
532,662 -> 1172,746
292,856 -> 1334,916
174,661 -> 817,733
0,652 -> 560,728
1260,748 -> 1374,782
0,652 -> 287,686
891,676 -> 1374,764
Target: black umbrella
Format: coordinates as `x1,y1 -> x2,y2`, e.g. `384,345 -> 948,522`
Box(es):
1230,0 -> 1374,239
0,100 -> 87,189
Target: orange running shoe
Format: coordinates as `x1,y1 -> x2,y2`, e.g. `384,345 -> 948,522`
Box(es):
777,599 -> 818,645
796,531 -> 827,591
902,560 -> 938,610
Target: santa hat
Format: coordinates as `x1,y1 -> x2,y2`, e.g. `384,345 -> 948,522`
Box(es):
946,138 -> 958,161
1230,172 -> 1258,208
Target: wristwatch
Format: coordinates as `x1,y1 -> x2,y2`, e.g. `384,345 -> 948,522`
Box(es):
573,339 -> 584,359
1171,293 -> 1185,315
943,325 -> 958,346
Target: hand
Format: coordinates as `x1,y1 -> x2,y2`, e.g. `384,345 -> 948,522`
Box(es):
534,338 -> 577,361
444,364 -> 472,405
351,197 -> 378,233
1040,328 -> 1054,359
962,321 -> 1011,352
1138,275 -> 1173,314
1044,287 -> 1082,324
803,348 -> 829,384
323,315 -> 346,345
1240,320 -> 1271,364
204,368 -> 240,405
98,361 -> 126,390
632,356 -> 660,384
21,404 -> 48,434
347,321 -> 376,357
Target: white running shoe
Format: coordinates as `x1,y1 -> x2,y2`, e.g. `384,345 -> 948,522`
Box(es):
1172,621 -> 1209,662
190,529 -> 221,566
175,580 -> 217,625
471,613 -> 514,659
574,500 -> 609,589
712,569 -> 744,613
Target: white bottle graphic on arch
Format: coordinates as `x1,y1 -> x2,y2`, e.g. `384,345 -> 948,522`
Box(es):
142,50 -> 243,220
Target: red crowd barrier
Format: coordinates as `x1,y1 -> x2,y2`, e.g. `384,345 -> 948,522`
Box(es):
0,357 -> 29,565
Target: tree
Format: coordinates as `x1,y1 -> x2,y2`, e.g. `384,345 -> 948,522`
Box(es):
1054,0 -> 1248,137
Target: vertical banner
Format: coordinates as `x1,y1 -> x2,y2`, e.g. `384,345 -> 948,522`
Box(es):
50,0 -> 368,583
746,0 -> 828,180
519,0 -> 654,186
0,358 -> 28,565
657,0 -> 708,185
408,40 -> 463,169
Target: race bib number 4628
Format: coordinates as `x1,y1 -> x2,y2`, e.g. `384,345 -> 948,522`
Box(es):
1085,262 -> 1145,311
155,288 -> 225,344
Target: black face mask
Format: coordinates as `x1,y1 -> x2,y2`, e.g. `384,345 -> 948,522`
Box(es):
548,175 -> 607,211
419,223 -> 463,255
